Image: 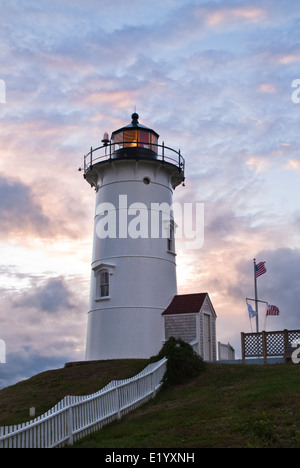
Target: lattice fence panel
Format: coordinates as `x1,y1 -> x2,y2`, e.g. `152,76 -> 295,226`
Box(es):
266,331 -> 284,356
288,330 -> 300,345
242,329 -> 300,361
244,333 -> 263,357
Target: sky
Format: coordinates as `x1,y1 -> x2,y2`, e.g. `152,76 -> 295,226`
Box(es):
0,0 -> 300,388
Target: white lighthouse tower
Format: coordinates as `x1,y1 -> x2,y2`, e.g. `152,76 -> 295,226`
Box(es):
84,113 -> 185,360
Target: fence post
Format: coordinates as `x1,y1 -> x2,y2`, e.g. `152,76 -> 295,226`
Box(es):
151,369 -> 156,398
262,331 -> 267,364
241,333 -> 245,364
67,398 -> 74,446
115,384 -> 121,420
283,329 -> 289,349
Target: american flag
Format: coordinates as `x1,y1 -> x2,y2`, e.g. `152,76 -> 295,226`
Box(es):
266,305 -> 280,316
256,261 -> 267,278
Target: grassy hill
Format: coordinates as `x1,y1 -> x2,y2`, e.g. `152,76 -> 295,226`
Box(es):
0,359 -> 147,427
0,360 -> 299,448
72,362 -> 300,448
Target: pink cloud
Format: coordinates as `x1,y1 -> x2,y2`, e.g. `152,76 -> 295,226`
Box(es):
286,159 -> 300,171
257,83 -> 277,94
203,6 -> 266,27
278,53 -> 300,64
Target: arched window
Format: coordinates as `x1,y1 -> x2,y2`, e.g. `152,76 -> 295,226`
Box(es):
92,262 -> 115,301
100,270 -> 109,298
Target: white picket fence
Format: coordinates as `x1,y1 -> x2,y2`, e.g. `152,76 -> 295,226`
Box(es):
0,357 -> 167,448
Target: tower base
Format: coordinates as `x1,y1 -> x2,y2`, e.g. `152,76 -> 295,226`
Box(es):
85,307 -> 165,360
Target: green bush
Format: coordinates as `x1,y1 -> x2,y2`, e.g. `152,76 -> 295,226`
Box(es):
149,337 -> 206,386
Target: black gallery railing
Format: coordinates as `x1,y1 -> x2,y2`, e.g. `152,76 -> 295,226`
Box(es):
83,140 -> 185,175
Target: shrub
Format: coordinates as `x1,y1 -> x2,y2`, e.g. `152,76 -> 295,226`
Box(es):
149,337 -> 206,386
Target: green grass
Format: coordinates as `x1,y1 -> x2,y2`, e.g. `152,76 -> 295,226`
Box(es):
0,360 -> 299,448
73,363 -> 300,448
0,359 -> 147,426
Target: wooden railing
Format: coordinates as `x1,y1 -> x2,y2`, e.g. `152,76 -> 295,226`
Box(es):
241,329 -> 300,364
0,357 -> 167,448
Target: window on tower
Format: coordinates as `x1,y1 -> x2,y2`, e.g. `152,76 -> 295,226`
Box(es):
167,220 -> 175,253
92,263 -> 115,301
100,270 -> 109,298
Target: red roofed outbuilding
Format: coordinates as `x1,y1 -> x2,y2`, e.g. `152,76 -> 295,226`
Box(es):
162,293 -> 217,361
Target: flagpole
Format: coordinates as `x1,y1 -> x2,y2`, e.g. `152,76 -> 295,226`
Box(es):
253,259 -> 259,332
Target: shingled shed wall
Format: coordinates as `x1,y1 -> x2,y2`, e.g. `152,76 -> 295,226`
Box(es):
164,314 -> 197,343
162,293 -> 217,361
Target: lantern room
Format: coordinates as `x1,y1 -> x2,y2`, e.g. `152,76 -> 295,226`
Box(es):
83,113 -> 185,190
111,112 -> 159,159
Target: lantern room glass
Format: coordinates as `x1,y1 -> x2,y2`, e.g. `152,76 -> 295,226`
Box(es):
112,129 -> 158,152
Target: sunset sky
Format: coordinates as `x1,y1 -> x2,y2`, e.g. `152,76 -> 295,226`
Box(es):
1,0 -> 300,388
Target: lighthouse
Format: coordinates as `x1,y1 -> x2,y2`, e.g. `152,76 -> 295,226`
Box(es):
83,113 -> 185,360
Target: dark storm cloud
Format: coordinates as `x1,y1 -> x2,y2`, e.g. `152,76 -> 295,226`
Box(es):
225,248 -> 300,330
0,350 -> 66,390
0,175 -> 50,236
259,248 -> 300,329
13,277 -> 75,314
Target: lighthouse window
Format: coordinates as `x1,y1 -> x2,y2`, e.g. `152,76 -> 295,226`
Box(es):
100,270 -> 109,297
93,263 -> 115,301
167,221 -> 175,252
139,130 -> 150,148
113,132 -> 123,150
124,130 -> 138,147
150,133 -> 158,151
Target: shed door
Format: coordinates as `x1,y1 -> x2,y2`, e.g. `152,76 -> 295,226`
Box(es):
203,314 -> 211,361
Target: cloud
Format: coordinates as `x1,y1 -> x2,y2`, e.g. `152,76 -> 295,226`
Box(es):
257,248 -> 300,329
0,170 -> 92,242
203,6 -> 267,27
0,175 -> 50,236
257,83 -> 277,94
278,53 -> 300,65
0,273 -> 88,388
1,0 -> 300,387
13,277 -> 75,314
286,159 -> 300,171
0,351 -> 67,389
